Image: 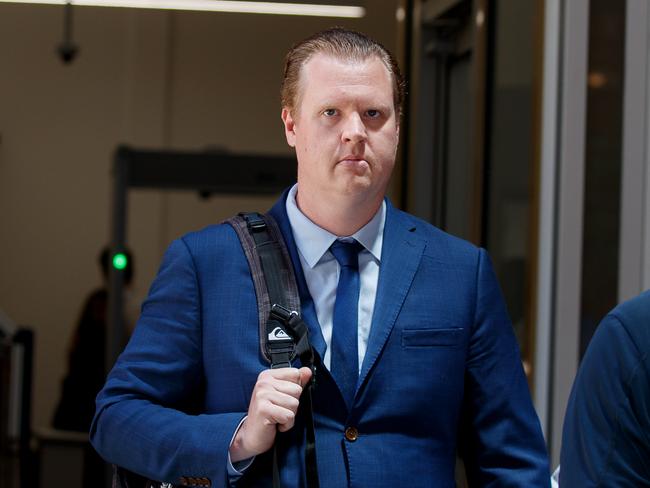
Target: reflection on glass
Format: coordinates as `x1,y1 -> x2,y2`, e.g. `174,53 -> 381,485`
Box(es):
579,0 -> 625,358
485,0 -> 535,366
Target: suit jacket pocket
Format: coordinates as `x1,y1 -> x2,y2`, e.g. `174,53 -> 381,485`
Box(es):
401,328 -> 464,348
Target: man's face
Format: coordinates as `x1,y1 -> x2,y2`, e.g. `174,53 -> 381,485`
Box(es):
281,53 -> 399,207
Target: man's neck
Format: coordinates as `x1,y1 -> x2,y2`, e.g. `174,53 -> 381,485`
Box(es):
295,189 -> 383,237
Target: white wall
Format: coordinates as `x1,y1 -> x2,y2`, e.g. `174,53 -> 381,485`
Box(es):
0,2 -> 398,430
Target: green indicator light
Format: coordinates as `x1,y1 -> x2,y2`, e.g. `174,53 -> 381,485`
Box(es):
113,253 -> 128,270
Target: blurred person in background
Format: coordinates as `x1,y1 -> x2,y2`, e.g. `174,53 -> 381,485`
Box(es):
53,247 -> 134,431
561,289 -> 650,486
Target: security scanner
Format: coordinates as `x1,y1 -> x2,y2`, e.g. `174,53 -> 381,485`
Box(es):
108,145 -> 296,368
0,309 -> 34,488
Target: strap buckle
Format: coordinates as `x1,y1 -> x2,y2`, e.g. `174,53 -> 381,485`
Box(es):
267,304 -> 299,369
240,212 -> 266,233
270,304 -> 299,325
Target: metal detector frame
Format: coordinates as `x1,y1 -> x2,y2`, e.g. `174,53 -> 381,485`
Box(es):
108,145 -> 296,369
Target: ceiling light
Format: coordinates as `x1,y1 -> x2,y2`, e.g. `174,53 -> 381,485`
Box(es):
0,0 -> 365,17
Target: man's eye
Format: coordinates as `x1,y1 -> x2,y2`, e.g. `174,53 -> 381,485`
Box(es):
366,109 -> 380,118
323,109 -> 337,116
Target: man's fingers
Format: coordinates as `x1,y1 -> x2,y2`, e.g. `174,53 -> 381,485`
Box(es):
262,403 -> 297,430
256,371 -> 303,397
257,366 -> 312,396
272,380 -> 303,397
236,368 -> 311,459
259,367 -> 302,384
254,389 -> 300,411
298,366 -> 312,388
277,423 -> 295,433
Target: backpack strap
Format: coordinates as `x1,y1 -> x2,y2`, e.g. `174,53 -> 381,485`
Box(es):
226,212 -> 319,488
227,212 -> 302,367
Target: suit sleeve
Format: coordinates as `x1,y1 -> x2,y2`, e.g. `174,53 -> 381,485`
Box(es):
459,249 -> 550,487
560,313 -> 650,486
90,237 -> 246,487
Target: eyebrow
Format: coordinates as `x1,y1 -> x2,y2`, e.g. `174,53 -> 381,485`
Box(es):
316,101 -> 393,112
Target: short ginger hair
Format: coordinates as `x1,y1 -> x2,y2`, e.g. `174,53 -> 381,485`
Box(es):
281,28 -> 406,115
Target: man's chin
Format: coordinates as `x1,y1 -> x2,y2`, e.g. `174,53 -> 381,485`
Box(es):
336,177 -> 378,199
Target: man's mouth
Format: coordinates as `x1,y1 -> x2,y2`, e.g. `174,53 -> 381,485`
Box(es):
338,157 -> 370,173
339,155 -> 368,163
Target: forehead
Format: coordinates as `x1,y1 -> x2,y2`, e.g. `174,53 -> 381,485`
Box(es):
296,53 -> 394,107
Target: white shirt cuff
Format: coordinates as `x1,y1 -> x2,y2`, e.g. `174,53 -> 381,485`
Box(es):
227,416 -> 255,482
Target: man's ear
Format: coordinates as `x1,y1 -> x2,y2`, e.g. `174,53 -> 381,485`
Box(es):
281,108 -> 297,148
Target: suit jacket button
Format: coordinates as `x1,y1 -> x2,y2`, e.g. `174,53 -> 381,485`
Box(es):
345,426 -> 359,441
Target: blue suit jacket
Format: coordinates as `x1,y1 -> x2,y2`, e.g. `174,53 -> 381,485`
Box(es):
560,290 -> 650,486
91,191 -> 549,487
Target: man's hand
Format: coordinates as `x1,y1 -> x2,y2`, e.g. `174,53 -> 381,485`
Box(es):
230,367 -> 312,463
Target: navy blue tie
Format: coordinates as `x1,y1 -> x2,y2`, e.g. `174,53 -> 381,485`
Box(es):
330,239 -> 363,408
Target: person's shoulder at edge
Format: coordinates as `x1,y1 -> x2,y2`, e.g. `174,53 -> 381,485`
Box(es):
560,288 -> 650,487
605,289 -> 650,342
586,288 -> 650,364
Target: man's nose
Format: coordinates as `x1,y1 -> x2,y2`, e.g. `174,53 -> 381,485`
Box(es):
341,113 -> 367,143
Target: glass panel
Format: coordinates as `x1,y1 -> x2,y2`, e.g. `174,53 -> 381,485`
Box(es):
485,0 -> 535,362
445,54 -> 475,240
579,0 -> 625,357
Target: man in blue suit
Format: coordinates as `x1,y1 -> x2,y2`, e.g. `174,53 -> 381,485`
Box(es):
91,28 -> 549,487
560,290 -> 650,486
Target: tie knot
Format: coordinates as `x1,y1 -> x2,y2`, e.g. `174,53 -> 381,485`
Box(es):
330,240 -> 363,269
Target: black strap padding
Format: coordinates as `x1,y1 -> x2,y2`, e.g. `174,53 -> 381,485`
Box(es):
226,212 -> 319,488
227,213 -> 300,364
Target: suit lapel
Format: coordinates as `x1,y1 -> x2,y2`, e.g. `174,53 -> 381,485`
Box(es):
357,202 -> 425,390
268,191 -> 327,360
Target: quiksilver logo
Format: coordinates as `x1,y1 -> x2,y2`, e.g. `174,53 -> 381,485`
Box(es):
268,327 -> 290,341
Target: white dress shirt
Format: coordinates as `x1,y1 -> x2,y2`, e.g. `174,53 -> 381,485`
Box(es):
285,183 -> 385,372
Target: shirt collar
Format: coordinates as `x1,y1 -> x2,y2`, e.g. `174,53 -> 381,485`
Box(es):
285,184 -> 385,269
